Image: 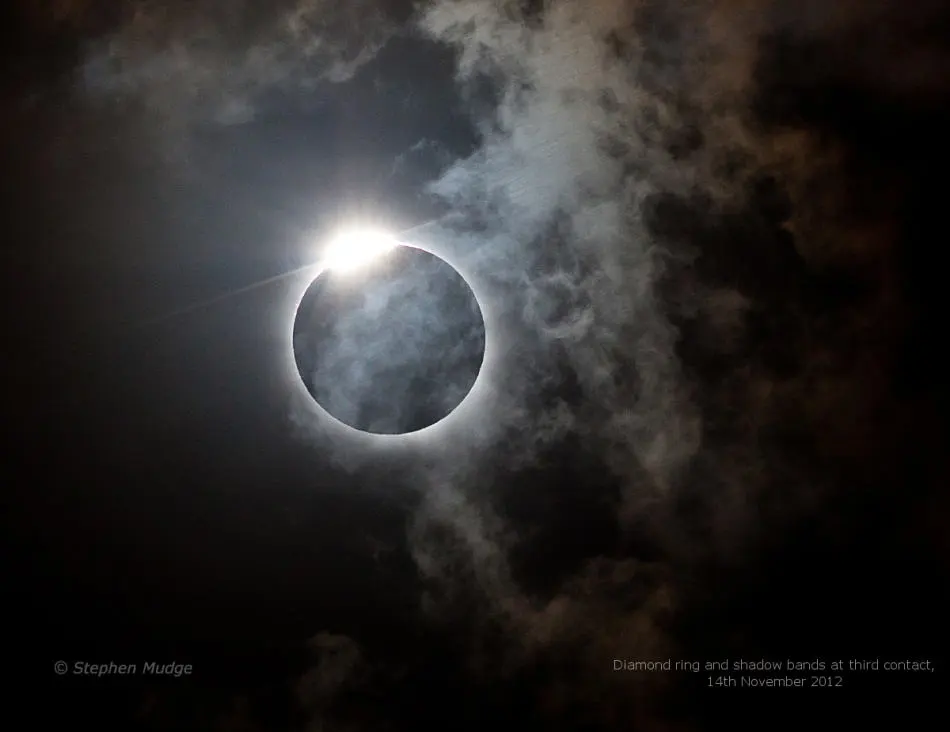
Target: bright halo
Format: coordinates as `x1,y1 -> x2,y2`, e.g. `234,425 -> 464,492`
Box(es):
320,228 -> 399,274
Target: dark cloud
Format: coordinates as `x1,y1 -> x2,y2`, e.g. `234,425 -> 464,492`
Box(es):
75,1 -> 406,126
382,0 -> 948,727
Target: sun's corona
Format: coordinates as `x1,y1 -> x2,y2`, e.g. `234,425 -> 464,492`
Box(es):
292,238 -> 486,437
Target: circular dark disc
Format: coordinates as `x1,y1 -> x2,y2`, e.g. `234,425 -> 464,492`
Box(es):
292,245 -> 486,435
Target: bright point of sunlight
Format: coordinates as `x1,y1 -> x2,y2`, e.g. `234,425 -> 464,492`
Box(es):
320,228 -> 400,274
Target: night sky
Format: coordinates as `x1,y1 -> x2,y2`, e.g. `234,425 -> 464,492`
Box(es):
4,1 -> 949,729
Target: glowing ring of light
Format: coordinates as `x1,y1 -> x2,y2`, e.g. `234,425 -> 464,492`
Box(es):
318,227 -> 400,275
284,228 -> 495,446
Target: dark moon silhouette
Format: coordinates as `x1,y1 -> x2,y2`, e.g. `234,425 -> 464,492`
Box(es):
292,244 -> 486,435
